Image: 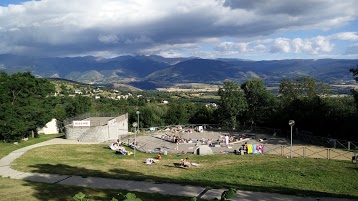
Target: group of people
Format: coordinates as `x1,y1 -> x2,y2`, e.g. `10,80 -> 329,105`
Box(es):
109,137 -> 199,169
109,138 -> 139,156
161,134 -> 191,150
161,134 -> 189,143
109,139 -> 128,155
146,155 -> 195,169
207,135 -> 239,147
161,134 -> 242,149
234,142 -> 264,155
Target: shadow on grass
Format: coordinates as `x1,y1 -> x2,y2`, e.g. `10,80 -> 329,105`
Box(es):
162,163 -> 191,170
55,134 -> 66,139
20,179 -> 190,201
20,164 -> 191,201
22,180 -> 122,201
24,163 -> 358,200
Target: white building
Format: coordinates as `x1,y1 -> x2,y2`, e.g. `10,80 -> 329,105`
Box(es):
38,118 -> 60,134
74,89 -> 82,94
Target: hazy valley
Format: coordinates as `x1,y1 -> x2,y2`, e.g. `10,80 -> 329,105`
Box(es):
0,54 -> 357,91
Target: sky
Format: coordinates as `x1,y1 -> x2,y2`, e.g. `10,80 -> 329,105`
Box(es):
0,0 -> 358,60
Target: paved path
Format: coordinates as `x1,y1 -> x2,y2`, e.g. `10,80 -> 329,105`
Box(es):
0,138 -> 355,201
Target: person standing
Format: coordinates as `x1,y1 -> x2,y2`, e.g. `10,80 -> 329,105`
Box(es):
225,135 -> 229,146
174,136 -> 179,150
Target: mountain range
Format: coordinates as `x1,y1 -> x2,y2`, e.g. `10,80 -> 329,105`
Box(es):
0,54 -> 357,90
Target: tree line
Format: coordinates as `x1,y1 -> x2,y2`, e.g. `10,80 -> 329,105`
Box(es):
1,67 -> 357,142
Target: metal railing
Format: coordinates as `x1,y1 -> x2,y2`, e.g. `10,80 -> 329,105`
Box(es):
293,131 -> 358,151
141,124 -> 222,133
264,144 -> 355,161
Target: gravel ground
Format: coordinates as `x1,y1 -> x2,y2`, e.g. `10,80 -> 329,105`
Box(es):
109,131 -> 353,160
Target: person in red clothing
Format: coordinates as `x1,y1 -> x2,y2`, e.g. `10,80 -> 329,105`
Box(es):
157,153 -> 162,160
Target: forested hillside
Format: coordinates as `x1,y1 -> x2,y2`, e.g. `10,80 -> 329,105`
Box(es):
1,70 -> 357,142
0,54 -> 357,90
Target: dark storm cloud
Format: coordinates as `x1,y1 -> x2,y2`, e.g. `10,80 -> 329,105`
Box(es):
0,0 -> 357,57
224,0 -> 338,16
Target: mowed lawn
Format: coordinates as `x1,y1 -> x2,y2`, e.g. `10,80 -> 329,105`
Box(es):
0,134 -> 64,158
11,144 -> 358,199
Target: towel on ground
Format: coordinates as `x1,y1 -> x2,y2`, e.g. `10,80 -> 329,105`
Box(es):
247,144 -> 253,154
252,144 -> 257,154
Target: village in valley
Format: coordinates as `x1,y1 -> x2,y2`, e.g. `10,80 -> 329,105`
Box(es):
1,1 -> 358,201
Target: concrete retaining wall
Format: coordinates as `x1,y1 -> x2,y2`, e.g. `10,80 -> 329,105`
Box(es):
65,113 -> 128,142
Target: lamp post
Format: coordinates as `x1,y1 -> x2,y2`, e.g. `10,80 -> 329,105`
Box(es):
136,111 -> 140,156
132,122 -> 137,157
288,120 -> 295,159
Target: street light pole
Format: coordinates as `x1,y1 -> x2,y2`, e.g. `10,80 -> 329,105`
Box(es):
135,111 -> 140,157
132,122 -> 137,157
289,120 -> 295,159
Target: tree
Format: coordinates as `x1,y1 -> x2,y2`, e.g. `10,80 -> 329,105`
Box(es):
65,96 -> 92,117
189,104 -> 216,124
165,103 -> 187,125
218,81 -> 247,129
0,72 -> 55,141
321,96 -> 357,140
350,65 -> 358,82
279,76 -> 328,102
140,103 -> 167,128
350,66 -> 358,110
241,78 -> 275,125
276,77 -> 333,137
352,90 -> 358,111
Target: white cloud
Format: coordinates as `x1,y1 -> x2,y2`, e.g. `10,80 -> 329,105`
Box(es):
0,0 -> 357,57
271,38 -> 291,53
330,32 -> 358,41
214,33 -> 348,56
253,44 -> 267,52
98,34 -> 119,44
216,42 -> 249,53
138,43 -> 198,56
312,36 -> 333,53
158,51 -> 184,58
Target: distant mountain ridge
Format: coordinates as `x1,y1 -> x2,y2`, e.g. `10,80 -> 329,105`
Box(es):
0,54 -> 357,89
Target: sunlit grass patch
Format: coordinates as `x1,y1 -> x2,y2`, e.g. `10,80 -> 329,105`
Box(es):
0,134 -> 64,158
11,144 -> 358,198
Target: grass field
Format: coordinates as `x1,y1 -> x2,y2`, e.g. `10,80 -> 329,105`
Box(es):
0,137 -> 191,201
11,144 -> 358,199
0,134 -> 64,158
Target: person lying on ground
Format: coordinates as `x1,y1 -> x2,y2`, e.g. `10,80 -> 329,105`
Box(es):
109,142 -> 120,151
146,158 -> 155,165
181,157 -> 192,168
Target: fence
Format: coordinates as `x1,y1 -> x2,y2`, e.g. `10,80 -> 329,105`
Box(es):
264,144 -> 355,161
293,131 -> 358,151
141,124 -> 283,134
141,124 -> 222,133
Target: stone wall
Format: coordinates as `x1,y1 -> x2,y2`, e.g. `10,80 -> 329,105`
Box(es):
65,126 -> 91,140
65,113 -> 128,142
